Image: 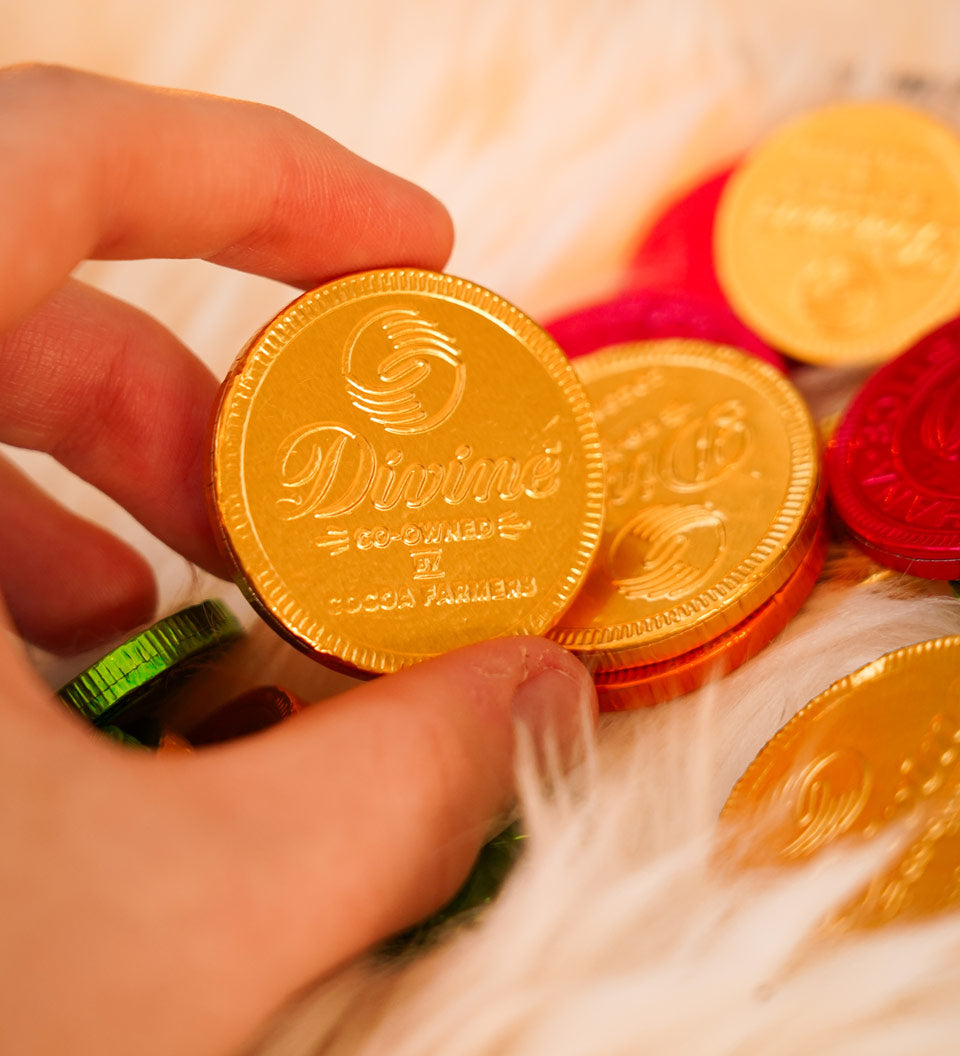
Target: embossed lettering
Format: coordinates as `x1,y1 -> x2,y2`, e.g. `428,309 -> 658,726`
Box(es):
370,450 -> 444,511
410,549 -> 443,581
756,195 -> 957,273
446,452 -> 523,503
278,430 -> 564,519
661,399 -> 750,491
592,368 -> 667,426
604,399 -> 749,507
348,515 -> 514,554
422,576 -> 537,607
277,424 -> 374,520
328,587 -> 416,616
893,712 -> 960,808
443,444 -> 562,504
867,480 -> 945,523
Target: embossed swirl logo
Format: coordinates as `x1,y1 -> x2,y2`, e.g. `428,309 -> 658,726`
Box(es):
781,748 -> 872,860
605,503 -> 725,601
342,306 -> 466,435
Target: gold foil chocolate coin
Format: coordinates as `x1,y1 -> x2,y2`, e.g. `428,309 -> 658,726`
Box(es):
210,269 -> 604,674
716,102 -> 960,365
595,523 -> 826,710
723,636 -> 960,928
549,340 -> 819,670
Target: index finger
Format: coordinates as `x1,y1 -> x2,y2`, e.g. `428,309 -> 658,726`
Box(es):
0,65 -> 454,329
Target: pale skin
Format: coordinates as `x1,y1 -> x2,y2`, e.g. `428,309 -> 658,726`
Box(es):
0,66 -> 596,1055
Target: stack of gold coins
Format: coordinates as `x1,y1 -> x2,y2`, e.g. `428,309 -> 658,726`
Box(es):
208,269 -> 828,708
548,339 -> 824,708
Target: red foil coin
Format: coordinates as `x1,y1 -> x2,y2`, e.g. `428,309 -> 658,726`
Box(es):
626,167 -> 733,302
545,287 -> 785,371
826,317 -> 960,579
845,530 -> 960,581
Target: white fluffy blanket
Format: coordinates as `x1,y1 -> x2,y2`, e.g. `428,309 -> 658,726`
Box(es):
6,2 -> 960,1052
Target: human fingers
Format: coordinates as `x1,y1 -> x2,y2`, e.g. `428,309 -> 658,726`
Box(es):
0,454 -> 156,652
0,637 -> 594,1056
0,64 -> 454,330
0,278 -> 229,580
186,638 -> 595,1009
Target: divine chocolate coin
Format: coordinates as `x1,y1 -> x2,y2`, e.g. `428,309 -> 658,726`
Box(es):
545,287 -> 784,370
825,316 -> 960,579
596,522 -> 826,710
548,340 -> 820,670
57,600 -> 243,728
627,166 -> 733,302
716,102 -> 960,365
723,635 -> 960,928
210,269 -> 605,675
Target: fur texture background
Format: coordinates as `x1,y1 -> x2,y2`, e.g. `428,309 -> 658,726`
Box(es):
5,2 -> 960,1052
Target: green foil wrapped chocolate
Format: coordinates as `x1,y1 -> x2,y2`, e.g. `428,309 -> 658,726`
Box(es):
57,600 -> 242,732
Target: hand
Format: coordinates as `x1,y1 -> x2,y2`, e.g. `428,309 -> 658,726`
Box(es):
0,66 -> 596,1056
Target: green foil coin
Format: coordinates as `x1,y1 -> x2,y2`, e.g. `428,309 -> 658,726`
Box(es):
57,600 -> 243,728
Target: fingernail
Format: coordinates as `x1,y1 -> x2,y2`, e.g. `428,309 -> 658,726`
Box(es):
511,664 -> 596,764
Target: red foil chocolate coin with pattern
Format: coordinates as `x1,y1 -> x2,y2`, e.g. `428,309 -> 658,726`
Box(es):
826,317 -> 960,578
545,288 -> 784,371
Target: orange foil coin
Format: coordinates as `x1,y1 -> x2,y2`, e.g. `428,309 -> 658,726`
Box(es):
595,522 -> 826,710
209,269 -> 605,675
723,635 -> 960,929
715,102 -> 960,366
548,340 -> 820,670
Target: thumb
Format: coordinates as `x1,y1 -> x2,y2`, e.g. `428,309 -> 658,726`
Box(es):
188,635 -> 595,985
